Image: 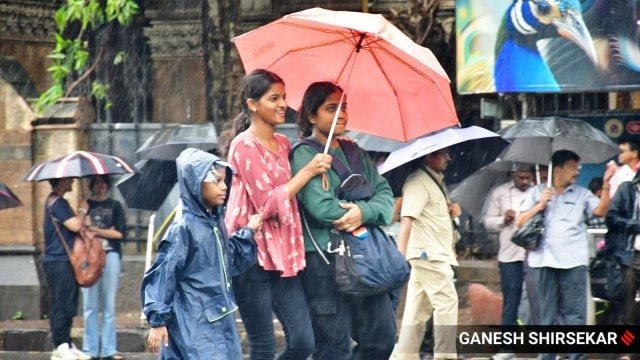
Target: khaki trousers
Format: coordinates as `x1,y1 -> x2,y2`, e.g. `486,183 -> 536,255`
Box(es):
392,259 -> 458,360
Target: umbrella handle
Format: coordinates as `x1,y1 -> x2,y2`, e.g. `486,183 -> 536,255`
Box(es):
322,173 -> 330,191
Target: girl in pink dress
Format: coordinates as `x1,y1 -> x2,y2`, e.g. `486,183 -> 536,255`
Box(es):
221,69 -> 331,360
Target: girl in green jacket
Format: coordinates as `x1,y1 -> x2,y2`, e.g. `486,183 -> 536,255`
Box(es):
290,81 -> 396,360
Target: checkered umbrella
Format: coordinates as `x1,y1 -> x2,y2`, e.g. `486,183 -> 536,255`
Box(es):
0,182 -> 22,210
22,151 -> 136,182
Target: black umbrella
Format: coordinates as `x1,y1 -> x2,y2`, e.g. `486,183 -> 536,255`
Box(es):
449,160 -> 523,220
116,159 -> 177,211
444,136 -> 511,185
0,182 -> 22,210
136,123 -> 219,160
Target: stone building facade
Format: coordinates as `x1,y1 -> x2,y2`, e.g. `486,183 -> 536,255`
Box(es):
0,0 -> 456,248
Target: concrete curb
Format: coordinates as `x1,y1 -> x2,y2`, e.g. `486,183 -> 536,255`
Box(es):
0,328 -> 147,353
0,351 -> 157,359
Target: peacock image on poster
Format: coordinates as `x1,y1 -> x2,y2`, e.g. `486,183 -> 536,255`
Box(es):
456,0 -> 640,94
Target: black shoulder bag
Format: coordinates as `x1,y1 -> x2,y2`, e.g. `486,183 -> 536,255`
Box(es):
510,188 -> 544,251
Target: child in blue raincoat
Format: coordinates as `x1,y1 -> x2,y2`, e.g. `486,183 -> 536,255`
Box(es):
141,148 -> 260,359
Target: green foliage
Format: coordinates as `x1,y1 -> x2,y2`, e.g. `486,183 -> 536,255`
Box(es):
113,51 -> 125,65
37,0 -> 140,112
12,311 -> 24,320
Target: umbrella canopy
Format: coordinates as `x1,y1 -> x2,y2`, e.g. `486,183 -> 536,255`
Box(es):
498,116 -> 618,165
23,151 -> 136,182
233,7 -> 459,142
136,123 -> 219,160
378,126 -> 507,174
116,159 -> 177,211
444,136 -> 512,185
0,182 -> 22,210
450,160 -> 525,220
346,131 -> 405,153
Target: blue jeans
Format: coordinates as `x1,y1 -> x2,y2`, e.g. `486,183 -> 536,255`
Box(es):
233,264 -> 314,360
499,261 -> 523,326
299,252 -> 396,360
82,252 -> 121,357
532,266 -> 587,360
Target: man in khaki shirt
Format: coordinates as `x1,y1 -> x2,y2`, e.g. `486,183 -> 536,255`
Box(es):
392,148 -> 460,360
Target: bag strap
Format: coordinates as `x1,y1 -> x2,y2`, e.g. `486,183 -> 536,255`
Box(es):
420,167 -> 463,230
420,166 -> 450,201
46,194 -> 74,259
300,211 -> 331,266
292,137 -> 364,182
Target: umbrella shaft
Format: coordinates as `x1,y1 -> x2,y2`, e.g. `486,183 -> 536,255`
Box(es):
323,90 -> 347,154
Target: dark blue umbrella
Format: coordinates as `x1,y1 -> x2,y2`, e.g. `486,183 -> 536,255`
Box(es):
22,151 -> 136,182
0,182 -> 22,210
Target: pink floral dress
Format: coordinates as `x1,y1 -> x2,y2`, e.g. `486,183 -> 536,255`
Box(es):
224,131 -> 305,277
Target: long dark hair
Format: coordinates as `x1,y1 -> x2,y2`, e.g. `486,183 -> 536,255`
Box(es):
220,69 -> 284,158
296,82 -> 343,138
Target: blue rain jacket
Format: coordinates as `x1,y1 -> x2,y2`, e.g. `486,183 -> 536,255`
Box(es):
141,148 -> 257,359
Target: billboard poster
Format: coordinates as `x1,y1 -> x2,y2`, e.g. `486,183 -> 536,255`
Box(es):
456,0 -> 640,94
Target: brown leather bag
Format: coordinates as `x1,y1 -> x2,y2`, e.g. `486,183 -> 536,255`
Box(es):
48,196 -> 106,287
69,225 -> 106,287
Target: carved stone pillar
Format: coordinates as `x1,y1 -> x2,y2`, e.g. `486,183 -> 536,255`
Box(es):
0,0 -> 56,92
145,3 -> 207,124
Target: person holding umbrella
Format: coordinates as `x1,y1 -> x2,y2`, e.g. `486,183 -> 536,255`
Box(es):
291,82 -> 396,359
81,175 -> 127,360
516,150 -> 615,360
44,177 -> 92,360
392,148 -> 461,360
221,70 -> 331,360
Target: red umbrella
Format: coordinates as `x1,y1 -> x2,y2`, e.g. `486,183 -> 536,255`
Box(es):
233,7 -> 458,144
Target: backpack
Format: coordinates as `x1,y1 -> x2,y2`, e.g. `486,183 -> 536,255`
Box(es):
293,137 -> 410,296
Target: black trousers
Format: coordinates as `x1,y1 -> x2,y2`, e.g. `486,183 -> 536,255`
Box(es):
299,252 -> 396,360
43,261 -> 79,347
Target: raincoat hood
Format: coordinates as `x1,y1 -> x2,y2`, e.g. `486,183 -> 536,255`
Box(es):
176,148 -> 232,219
